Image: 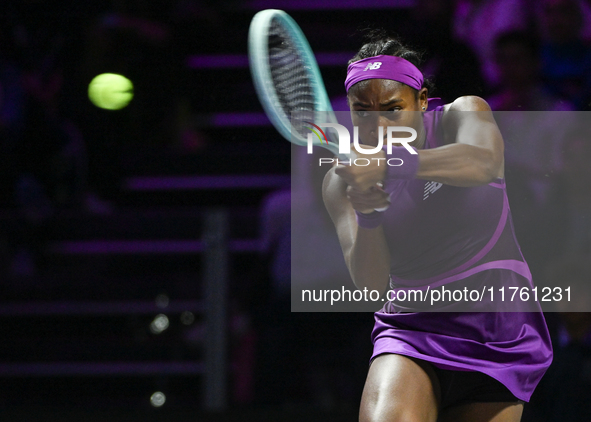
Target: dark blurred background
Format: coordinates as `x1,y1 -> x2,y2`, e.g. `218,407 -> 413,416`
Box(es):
1,0 -> 591,421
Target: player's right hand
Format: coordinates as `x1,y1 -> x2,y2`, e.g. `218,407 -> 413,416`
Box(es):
346,184 -> 390,214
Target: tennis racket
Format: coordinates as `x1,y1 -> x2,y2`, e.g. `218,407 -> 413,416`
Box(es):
248,9 -> 350,160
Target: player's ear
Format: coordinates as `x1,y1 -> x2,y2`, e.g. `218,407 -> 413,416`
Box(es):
418,88 -> 428,111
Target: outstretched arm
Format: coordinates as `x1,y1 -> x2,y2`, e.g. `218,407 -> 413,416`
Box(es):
335,96 -> 505,191
416,96 -> 504,186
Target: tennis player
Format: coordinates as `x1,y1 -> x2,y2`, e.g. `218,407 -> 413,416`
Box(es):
323,34 -> 553,422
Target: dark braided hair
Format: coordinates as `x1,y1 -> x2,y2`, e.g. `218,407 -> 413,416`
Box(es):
348,29 -> 435,97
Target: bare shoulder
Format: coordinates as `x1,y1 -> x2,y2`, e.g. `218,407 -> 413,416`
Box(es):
444,96 -> 492,113
441,96 -> 496,131
437,95 -> 503,162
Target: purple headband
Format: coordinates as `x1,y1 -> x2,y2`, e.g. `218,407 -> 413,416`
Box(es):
344,55 -> 424,92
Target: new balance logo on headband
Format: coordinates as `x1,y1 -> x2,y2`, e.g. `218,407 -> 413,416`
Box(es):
363,62 -> 382,71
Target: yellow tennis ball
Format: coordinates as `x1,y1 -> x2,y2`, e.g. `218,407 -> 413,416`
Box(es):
88,73 -> 134,110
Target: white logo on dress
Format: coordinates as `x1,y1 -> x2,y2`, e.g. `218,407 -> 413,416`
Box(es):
363,62 -> 382,71
423,181 -> 442,200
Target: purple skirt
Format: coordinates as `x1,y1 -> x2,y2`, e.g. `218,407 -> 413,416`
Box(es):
371,309 -> 553,402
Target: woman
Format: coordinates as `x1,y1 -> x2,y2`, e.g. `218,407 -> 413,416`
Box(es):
323,34 -> 553,422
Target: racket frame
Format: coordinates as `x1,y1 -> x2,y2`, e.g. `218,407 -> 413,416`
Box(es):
248,9 -> 345,158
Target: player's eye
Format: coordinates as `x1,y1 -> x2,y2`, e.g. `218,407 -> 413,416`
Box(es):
355,110 -> 370,118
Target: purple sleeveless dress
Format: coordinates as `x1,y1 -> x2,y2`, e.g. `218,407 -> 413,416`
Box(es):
372,106 -> 553,402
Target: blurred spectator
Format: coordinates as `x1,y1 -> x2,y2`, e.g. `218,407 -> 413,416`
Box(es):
0,21 -> 25,277
488,29 -> 573,229
536,0 -> 591,41
13,59 -> 90,277
20,62 -> 87,212
254,186 -> 292,406
553,122 -> 591,255
488,30 -> 575,111
0,41 -> 24,209
536,0 -> 591,109
488,30 -> 574,255
511,118 -> 591,284
1,1 -> 101,277
401,0 -> 485,102
453,0 -> 532,89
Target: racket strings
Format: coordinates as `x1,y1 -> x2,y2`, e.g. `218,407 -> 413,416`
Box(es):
268,20 -> 315,137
